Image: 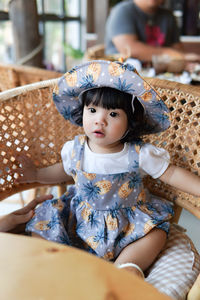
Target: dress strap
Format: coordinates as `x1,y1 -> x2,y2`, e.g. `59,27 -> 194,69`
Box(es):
70,135 -> 87,170
128,139 -> 143,172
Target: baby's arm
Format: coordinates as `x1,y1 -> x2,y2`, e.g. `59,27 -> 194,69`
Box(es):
34,162 -> 72,184
159,165 -> 200,197
16,154 -> 72,185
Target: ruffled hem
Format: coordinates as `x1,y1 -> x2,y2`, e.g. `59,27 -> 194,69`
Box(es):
26,191 -> 173,260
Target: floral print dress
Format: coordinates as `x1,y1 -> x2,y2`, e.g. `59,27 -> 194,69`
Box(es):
26,135 -> 174,261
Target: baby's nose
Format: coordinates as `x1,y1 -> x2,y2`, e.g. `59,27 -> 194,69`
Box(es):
95,114 -> 107,125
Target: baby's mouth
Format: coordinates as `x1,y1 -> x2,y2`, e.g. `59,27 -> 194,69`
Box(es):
93,130 -> 105,137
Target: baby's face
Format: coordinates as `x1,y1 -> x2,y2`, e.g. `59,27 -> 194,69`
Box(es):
82,105 -> 128,153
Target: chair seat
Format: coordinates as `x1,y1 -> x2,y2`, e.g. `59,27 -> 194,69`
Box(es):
146,224 -> 200,299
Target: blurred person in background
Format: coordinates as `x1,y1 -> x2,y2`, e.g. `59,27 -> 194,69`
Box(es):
105,0 -> 200,63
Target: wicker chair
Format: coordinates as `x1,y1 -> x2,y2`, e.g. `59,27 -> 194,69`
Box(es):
0,63 -> 62,92
84,44 -> 128,61
0,77 -> 199,216
0,77 -> 199,298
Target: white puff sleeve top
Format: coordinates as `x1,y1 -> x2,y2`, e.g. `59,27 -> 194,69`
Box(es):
61,140 -> 170,179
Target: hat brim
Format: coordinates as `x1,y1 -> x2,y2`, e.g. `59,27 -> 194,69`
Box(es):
53,60 -> 170,134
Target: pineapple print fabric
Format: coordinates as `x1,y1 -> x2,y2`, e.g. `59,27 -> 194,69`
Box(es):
26,135 -> 174,260
53,60 -> 170,134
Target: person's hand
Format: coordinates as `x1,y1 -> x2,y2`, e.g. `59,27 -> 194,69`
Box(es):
162,48 -> 185,60
0,194 -> 53,233
184,53 -> 200,62
15,154 -> 38,184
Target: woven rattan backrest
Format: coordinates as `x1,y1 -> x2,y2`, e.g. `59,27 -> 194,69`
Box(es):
0,78 -> 199,219
0,68 -> 19,92
0,63 -> 62,92
84,44 -> 124,61
0,79 -> 83,200
84,44 -> 105,61
144,78 -> 200,219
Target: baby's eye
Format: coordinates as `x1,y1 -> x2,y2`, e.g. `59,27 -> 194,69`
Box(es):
110,112 -> 118,117
89,107 -> 96,113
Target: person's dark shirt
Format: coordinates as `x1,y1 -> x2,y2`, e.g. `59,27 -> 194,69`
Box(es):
105,1 -> 180,54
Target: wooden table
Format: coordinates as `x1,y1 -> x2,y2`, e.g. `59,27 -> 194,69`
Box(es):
0,233 -> 171,300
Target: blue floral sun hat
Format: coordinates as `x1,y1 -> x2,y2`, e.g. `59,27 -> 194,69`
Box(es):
53,60 -> 170,134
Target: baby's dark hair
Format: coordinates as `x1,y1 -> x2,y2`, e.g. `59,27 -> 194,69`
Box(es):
71,87 -> 153,142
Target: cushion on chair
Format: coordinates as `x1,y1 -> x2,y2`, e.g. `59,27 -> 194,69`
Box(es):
146,224 -> 200,300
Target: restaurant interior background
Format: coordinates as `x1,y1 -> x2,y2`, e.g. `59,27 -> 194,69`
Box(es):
0,0 -> 199,73
0,0 -> 199,252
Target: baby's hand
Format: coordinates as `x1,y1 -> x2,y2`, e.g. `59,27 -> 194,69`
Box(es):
15,154 -> 38,184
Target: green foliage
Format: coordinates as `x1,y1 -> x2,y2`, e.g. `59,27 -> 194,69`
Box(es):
63,44 -> 84,59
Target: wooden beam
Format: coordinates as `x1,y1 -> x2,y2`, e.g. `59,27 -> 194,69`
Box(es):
94,0 -> 109,44
9,0 -> 43,67
87,0 -> 94,33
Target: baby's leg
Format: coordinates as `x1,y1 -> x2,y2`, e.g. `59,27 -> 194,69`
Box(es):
114,228 -> 167,278
32,233 -> 44,239
187,273 -> 200,300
